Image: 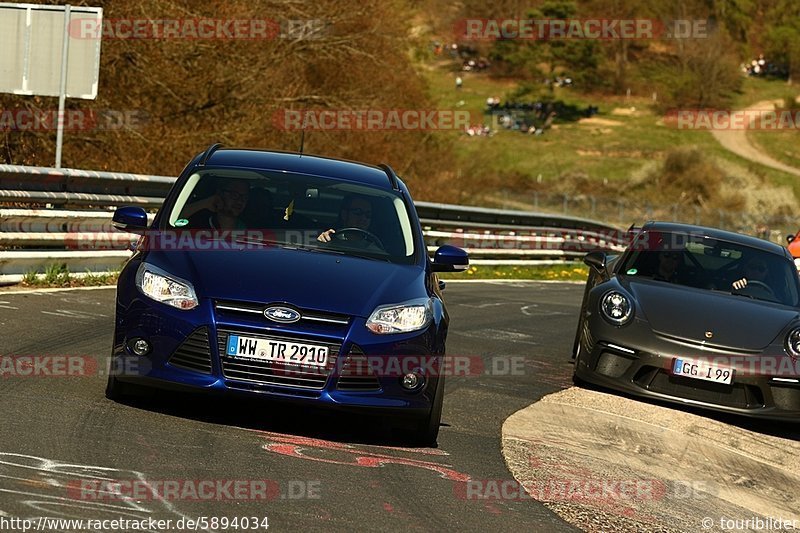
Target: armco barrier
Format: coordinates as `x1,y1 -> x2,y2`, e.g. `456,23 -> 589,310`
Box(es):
0,164 -> 174,201
0,250 -> 132,283
0,165 -> 627,283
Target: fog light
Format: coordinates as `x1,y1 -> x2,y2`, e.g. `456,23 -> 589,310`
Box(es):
129,338 -> 151,356
401,372 -> 423,390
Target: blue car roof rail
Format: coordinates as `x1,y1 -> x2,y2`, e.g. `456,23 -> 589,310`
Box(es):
378,164 -> 400,191
198,143 -> 224,166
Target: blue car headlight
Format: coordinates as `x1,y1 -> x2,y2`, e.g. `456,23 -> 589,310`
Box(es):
600,290 -> 633,325
135,263 -> 198,310
366,298 -> 433,334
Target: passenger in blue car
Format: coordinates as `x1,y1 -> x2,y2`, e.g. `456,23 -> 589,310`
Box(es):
181,178 -> 250,230
317,194 -> 384,251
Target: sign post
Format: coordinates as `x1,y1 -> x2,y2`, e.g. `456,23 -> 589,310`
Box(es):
55,4 -> 72,169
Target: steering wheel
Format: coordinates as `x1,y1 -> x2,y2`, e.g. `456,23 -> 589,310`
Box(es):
736,279 -> 776,299
333,227 -> 385,250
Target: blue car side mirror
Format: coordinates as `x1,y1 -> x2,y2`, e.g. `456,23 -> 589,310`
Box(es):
431,245 -> 469,273
113,206 -> 149,234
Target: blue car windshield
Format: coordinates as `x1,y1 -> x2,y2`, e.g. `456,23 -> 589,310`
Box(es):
619,231 -> 800,306
165,168 -> 417,264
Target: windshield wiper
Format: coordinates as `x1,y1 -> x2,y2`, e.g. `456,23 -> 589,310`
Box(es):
294,243 -> 389,261
299,245 -> 346,256
343,252 -> 391,263
233,236 -> 282,248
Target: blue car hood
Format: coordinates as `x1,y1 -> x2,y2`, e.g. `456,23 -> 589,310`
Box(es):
624,279 -> 800,351
146,247 -> 426,318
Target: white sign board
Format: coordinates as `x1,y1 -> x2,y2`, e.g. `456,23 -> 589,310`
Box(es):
0,3 -> 102,99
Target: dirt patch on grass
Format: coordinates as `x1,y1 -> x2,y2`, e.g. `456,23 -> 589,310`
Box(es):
577,117 -> 623,127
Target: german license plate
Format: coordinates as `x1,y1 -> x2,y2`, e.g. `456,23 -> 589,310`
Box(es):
226,334 -> 328,367
672,358 -> 733,385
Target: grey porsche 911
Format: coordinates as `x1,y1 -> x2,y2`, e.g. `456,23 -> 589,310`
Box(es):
572,221 -> 800,420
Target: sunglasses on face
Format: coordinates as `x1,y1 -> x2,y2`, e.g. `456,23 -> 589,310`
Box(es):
747,263 -> 766,272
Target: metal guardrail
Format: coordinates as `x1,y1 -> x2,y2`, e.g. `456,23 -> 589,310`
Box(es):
0,165 -> 627,283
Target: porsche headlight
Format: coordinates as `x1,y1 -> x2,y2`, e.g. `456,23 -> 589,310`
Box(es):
786,327 -> 800,357
600,291 -> 632,325
367,298 -> 433,334
135,264 -> 198,310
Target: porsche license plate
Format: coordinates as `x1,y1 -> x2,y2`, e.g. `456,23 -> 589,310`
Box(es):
226,334 -> 328,366
672,358 -> 733,385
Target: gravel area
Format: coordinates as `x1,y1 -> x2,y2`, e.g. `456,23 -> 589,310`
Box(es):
502,387 -> 800,532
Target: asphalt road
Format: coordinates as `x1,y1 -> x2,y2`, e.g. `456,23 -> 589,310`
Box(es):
0,281 -> 584,532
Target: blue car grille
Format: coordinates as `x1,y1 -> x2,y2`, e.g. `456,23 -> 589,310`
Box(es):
336,345 -> 381,392
168,327 -> 212,374
216,328 -> 340,390
214,300 -> 350,330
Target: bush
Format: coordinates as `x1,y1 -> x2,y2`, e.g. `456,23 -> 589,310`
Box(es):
631,147 -> 744,212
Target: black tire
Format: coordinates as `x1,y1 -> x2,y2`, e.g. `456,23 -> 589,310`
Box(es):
571,281 -> 593,360
105,374 -> 129,401
571,342 -> 587,387
409,376 -> 445,447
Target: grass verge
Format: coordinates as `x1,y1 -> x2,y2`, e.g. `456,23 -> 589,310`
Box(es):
21,264 -> 120,288
439,263 -> 589,281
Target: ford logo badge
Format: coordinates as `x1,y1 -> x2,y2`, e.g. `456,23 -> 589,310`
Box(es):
264,306 -> 301,323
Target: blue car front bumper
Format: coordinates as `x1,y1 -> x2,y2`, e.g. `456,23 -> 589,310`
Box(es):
110,294 -> 445,416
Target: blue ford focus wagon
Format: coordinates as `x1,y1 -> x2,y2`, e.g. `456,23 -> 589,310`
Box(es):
106,144 -> 469,445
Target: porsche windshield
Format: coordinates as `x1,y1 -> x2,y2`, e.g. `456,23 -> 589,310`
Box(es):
166,169 -> 417,264
619,231 -> 800,306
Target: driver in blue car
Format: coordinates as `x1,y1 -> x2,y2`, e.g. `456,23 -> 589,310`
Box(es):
317,194 -> 383,250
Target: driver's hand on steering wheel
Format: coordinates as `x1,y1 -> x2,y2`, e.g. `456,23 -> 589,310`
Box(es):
317,229 -> 335,243
732,278 -> 748,290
